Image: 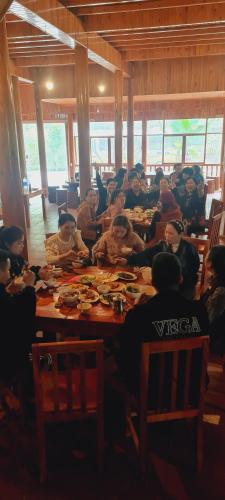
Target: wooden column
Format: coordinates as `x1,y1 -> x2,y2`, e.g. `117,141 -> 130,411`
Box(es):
34,81 -> 48,194
67,113 -> 75,180
127,76 -> 134,170
142,119 -> 147,168
12,76 -> 27,180
114,70 -> 123,171
220,113 -> 225,206
75,46 -> 91,200
0,17 -> 28,259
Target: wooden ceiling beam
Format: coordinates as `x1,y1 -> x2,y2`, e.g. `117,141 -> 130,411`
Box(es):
11,53 -> 87,67
105,25 -> 225,42
115,34 -> 225,48
8,0 -> 122,72
120,38 -> 225,51
83,3 -> 225,32
76,0 -> 225,16
125,43 -> 225,60
6,21 -> 56,38
0,1 -> 13,22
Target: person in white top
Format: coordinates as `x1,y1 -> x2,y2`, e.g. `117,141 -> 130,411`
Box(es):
45,213 -> 89,266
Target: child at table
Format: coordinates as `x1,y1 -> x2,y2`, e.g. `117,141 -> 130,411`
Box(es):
0,250 -> 36,419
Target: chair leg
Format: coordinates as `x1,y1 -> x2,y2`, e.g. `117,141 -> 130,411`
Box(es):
196,416 -> 203,473
96,410 -> 104,477
36,419 -> 47,483
140,418 -> 148,479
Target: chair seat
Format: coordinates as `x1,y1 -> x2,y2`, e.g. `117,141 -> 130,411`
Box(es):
41,368 -> 97,413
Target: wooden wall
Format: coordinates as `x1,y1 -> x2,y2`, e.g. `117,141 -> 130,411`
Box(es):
18,55 -> 225,121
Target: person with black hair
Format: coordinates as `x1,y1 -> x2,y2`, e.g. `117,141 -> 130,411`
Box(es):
192,165 -> 204,186
98,189 -> 126,222
94,165 -> 116,216
0,226 -> 49,280
117,220 -> 200,299
117,252 -> 209,398
46,213 -> 89,265
201,245 -> 225,355
147,167 -> 165,206
177,177 -> 206,234
0,250 -> 36,412
124,177 -> 147,209
113,167 -> 127,189
77,188 -> 100,248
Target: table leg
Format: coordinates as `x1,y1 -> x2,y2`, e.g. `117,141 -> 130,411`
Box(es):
41,193 -> 46,220
24,195 -> 30,228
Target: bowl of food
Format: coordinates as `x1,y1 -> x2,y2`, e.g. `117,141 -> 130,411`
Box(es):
97,284 -> 111,294
125,284 -> 141,300
141,267 -> 152,284
117,271 -> 137,281
51,267 -> 63,278
77,302 -> 92,315
59,290 -> 80,305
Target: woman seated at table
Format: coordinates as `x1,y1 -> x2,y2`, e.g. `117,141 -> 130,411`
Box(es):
148,191 -> 182,240
201,245 -> 225,355
98,189 -> 126,223
93,215 -> 145,265
117,220 -> 200,299
77,188 -> 99,249
0,226 -> 49,280
45,213 -> 89,266
177,177 -> 206,235
147,173 -> 169,207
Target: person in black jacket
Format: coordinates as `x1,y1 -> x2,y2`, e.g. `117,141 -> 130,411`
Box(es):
201,245 -> 225,355
0,249 -> 36,385
0,226 -> 49,281
117,220 -> 200,299
95,166 -> 117,216
124,177 -> 147,209
117,252 -> 209,400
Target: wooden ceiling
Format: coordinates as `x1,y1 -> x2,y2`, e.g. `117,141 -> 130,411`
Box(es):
5,0 -> 225,70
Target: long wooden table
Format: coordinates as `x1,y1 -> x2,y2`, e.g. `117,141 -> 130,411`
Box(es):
36,267 -> 155,339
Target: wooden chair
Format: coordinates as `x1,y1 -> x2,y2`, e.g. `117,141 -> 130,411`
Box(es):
209,212 -> 223,248
32,339 -> 104,482
147,221 -> 167,247
127,337 -> 209,477
207,199 -> 224,236
183,236 -> 209,293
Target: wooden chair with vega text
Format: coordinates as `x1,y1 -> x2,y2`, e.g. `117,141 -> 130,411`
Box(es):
127,337 -> 209,477
32,339 -> 104,482
183,236 -> 209,294
209,212 -> 223,248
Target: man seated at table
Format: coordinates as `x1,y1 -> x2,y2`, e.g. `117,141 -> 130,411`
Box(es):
124,177 -> 147,209
116,252 -> 209,399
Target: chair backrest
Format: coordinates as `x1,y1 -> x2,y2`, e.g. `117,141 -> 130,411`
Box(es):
208,198 -> 223,221
209,212 -> 223,248
154,222 -> 167,242
32,340 -> 103,421
183,236 -> 209,289
140,337 -> 209,424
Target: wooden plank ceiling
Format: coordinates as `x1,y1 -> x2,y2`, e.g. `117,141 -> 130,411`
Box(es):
5,0 -> 225,68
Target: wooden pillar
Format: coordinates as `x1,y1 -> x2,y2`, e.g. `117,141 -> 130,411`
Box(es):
142,119 -> 147,168
114,70 -> 123,171
12,76 -> 27,180
220,114 -> 225,206
127,76 -> 134,170
75,46 -> 91,200
34,81 -> 48,194
67,113 -> 75,180
0,18 -> 28,259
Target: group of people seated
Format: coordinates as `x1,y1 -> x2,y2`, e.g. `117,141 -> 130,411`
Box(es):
0,162 -> 224,449
73,162 -> 207,250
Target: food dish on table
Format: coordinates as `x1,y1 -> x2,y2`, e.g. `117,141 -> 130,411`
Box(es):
116,271 -> 137,281
78,275 -> 96,285
125,284 -> 141,299
77,302 -> 92,314
94,272 -> 118,284
99,292 -> 126,306
79,289 -> 99,303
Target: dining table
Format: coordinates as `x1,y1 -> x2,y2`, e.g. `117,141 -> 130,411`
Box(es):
36,266 -> 155,339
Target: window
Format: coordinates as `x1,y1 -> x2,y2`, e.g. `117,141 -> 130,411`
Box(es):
147,135 -> 163,164
185,135 -> 205,163
205,134 -> 222,164
147,120 -> 163,134
164,136 -> 183,163
90,121 -> 114,136
165,119 -> 206,134
44,123 -> 68,185
23,123 -> 41,188
134,136 -> 142,164
123,137 -> 127,164
91,138 -> 108,164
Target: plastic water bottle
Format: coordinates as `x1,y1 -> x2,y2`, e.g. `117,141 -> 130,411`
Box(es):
22,177 -> 29,194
